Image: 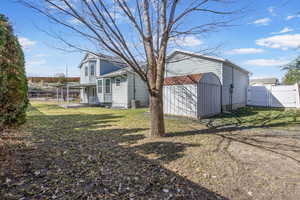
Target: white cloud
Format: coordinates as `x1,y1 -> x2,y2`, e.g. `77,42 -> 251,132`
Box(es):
268,7 -> 276,16
27,59 -> 47,66
251,18 -> 271,26
174,36 -> 203,47
256,34 -> 300,50
286,14 -> 300,20
18,37 -> 36,48
226,48 -> 264,55
243,58 -> 290,67
271,27 -> 293,35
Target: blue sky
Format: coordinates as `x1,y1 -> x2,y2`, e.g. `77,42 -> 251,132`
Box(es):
1,0 -> 300,80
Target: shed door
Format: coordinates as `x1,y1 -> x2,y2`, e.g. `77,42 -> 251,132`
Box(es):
198,82 -> 221,118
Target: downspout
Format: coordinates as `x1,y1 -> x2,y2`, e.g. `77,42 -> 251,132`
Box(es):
133,73 -> 136,100
220,62 -> 223,113
230,65 -> 234,111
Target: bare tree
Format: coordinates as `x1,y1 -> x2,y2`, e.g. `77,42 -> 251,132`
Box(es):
19,0 -> 238,137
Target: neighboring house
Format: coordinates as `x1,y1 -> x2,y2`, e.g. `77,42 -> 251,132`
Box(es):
79,53 -> 148,108
166,51 -> 250,111
250,77 -> 279,86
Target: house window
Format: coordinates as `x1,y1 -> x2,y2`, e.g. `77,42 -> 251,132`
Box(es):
85,66 -> 88,76
116,77 -> 121,86
90,61 -> 96,76
92,87 -> 96,97
105,79 -> 111,93
97,79 -> 102,93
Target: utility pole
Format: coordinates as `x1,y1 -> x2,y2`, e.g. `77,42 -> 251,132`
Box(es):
66,65 -> 69,104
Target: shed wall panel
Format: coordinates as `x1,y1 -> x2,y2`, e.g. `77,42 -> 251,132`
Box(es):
163,84 -> 198,118
166,53 -> 223,82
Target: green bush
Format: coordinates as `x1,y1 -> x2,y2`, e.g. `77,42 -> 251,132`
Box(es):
0,14 -> 28,128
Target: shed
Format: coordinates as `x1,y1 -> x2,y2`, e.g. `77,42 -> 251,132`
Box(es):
166,51 -> 250,111
163,73 -> 221,119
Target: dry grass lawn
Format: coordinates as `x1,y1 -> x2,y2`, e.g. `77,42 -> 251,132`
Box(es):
1,101 -> 300,200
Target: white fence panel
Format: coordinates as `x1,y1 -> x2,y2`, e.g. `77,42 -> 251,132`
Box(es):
247,86 -> 269,107
247,84 -> 300,108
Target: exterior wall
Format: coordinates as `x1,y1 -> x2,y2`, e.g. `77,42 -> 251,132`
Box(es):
163,84 -> 198,118
166,53 -> 223,82
80,88 -> 88,103
111,76 -> 129,108
80,54 -> 99,84
80,87 -> 98,104
127,73 -> 149,107
222,64 -> 249,110
96,78 -> 112,104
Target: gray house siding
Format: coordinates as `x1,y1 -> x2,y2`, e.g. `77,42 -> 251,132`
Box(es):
222,64 -> 249,110
166,53 -> 223,82
80,61 -> 98,84
111,76 -> 128,108
127,73 -> 149,107
80,54 -> 99,84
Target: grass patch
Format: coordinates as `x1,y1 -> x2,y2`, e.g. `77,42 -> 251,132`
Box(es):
1,102 -> 300,200
201,106 -> 300,130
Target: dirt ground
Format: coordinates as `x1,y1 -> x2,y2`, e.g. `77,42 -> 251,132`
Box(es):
1,102 -> 300,200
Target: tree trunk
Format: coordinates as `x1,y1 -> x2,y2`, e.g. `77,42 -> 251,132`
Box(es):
149,91 -> 165,137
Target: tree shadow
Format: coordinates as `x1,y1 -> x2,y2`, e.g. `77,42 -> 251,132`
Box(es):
1,106 -> 229,200
131,141 -> 200,163
198,107 -> 300,131
168,112 -> 300,164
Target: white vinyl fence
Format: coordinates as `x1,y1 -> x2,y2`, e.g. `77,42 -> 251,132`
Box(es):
247,84 -> 300,108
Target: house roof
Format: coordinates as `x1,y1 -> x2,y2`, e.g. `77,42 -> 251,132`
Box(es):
164,74 -> 204,85
167,50 -> 250,75
250,77 -> 279,85
98,67 -> 130,78
79,53 -> 128,68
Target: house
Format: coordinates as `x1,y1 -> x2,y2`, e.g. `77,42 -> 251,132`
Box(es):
250,77 -> 279,86
163,73 -> 222,118
79,53 -> 148,108
165,51 -> 250,111
79,51 -> 250,112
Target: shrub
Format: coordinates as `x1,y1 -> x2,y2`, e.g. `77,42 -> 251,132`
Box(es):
0,14 -> 28,128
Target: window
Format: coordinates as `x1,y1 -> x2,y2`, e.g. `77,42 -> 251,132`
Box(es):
115,77 -> 121,86
90,61 -> 96,76
84,66 -> 88,76
97,79 -> 102,93
105,79 -> 111,93
92,87 -> 96,97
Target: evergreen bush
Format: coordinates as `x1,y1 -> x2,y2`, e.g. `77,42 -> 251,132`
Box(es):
0,14 -> 28,128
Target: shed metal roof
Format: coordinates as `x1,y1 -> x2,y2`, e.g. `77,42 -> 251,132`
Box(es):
164,74 -> 204,85
167,50 -> 250,75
